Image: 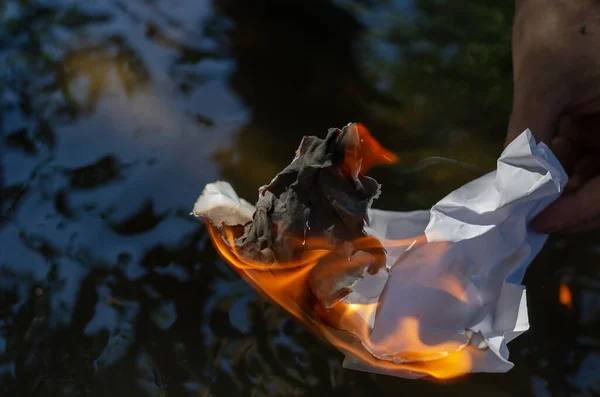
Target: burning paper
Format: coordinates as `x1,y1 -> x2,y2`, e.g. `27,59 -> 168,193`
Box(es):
193,124 -> 567,379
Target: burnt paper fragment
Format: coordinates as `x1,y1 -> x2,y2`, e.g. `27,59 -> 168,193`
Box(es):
214,123 -> 387,307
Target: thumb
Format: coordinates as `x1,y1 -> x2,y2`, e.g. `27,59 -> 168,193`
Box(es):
531,176 -> 600,233
505,87 -> 561,148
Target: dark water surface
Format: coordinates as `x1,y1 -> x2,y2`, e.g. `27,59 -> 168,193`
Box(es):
1,0 -> 599,396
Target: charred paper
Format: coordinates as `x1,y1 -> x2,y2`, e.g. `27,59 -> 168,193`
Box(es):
196,123 -> 387,310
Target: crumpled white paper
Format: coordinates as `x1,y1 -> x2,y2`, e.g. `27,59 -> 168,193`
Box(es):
193,129 -> 567,378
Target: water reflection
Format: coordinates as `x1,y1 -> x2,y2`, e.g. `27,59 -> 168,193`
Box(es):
1,0 -> 599,396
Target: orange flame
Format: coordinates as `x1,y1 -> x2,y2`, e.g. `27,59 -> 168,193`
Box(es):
205,125 -> 474,380
208,226 -> 475,380
345,123 -> 399,175
559,283 -> 572,310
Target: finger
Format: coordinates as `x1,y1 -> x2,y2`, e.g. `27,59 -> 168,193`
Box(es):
566,153 -> 600,192
506,87 -> 561,148
531,175 -> 600,233
559,113 -> 600,148
574,153 -> 600,179
562,213 -> 600,233
552,116 -> 584,193
550,135 -> 580,176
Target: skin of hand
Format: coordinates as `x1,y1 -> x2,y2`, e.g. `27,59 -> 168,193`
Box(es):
507,0 -> 600,233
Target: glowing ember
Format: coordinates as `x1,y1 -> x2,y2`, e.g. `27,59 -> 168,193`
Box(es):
559,283 -> 573,310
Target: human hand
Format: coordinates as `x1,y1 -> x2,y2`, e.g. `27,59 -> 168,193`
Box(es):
507,0 -> 600,233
